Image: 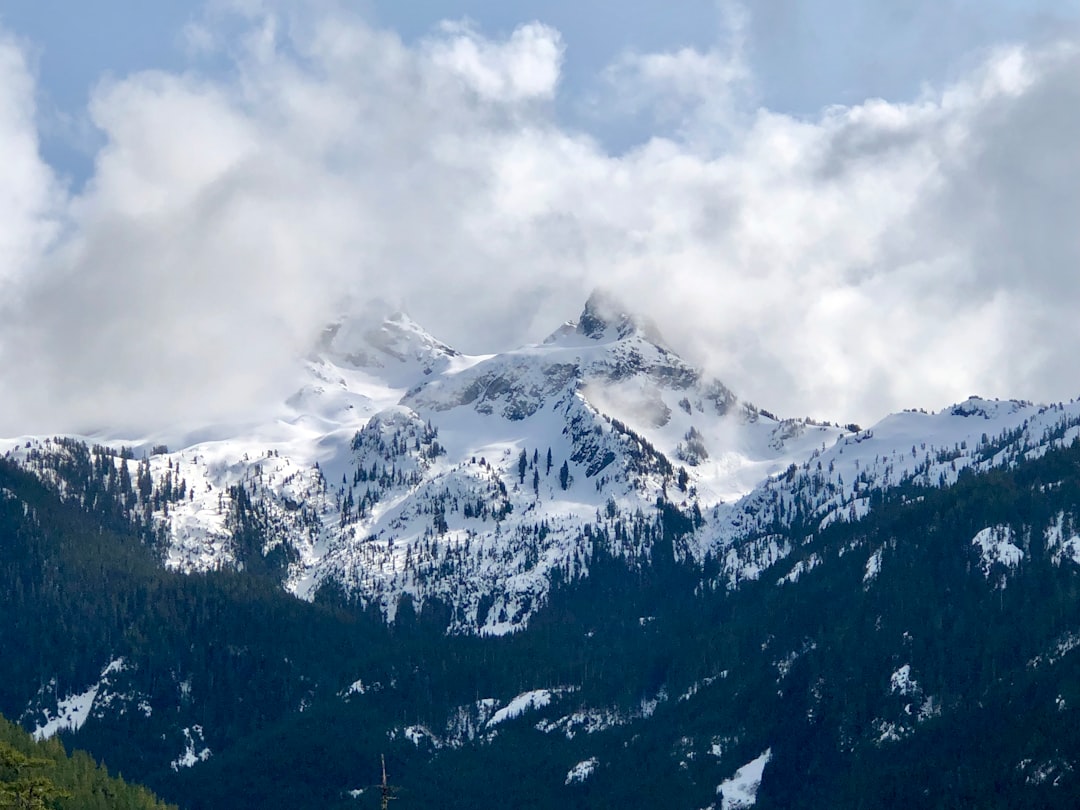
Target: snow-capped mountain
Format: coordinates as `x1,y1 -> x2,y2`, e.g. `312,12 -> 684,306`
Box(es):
6,294 -> 1080,634
6,296 -> 1080,810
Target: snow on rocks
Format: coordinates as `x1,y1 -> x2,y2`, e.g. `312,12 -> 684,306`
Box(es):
340,678 -> 384,698
403,725 -> 441,749
875,720 -> 907,744
487,689 -> 554,727
972,525 -> 1024,577
394,689 -> 578,750
863,547 -> 883,585
1028,631 -> 1080,669
714,749 -> 772,810
890,664 -> 917,696
873,662 -> 938,744
1019,758 -> 1074,787
536,690 -> 665,740
1045,512 -> 1080,567
171,725 -> 212,771
705,398 -> 1080,578
564,757 -> 598,785
30,681 -> 100,742
678,674 -> 723,703
777,553 -> 821,585
28,658 -> 139,741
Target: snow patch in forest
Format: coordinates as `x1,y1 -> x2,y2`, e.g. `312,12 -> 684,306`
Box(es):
564,757 -> 598,785
487,689 -> 554,727
890,664 -> 917,696
30,658 -> 128,741
1028,631 -> 1080,669
341,678 -> 383,698
678,674 -> 723,703
31,682 -> 99,741
777,553 -> 821,585
1018,757 -> 1074,786
714,749 -> 772,809
1045,512 -> 1080,566
171,725 -> 212,771
403,725 -> 440,748
972,525 -> 1023,577
863,547 -> 883,584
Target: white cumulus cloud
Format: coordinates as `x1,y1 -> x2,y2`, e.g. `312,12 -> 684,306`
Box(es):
0,7 -> 1079,436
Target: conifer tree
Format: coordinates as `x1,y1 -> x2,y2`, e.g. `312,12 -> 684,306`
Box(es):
0,743 -> 69,809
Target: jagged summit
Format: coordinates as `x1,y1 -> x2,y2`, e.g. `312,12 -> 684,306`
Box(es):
403,290 -> 734,428
575,289 -> 670,349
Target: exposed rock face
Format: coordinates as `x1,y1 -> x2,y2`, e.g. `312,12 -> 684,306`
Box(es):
576,290 -> 669,348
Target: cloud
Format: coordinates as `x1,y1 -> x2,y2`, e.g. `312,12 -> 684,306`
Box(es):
0,30 -> 62,288
1,7 -> 1079,437
598,1 -> 750,135
426,21 -> 564,103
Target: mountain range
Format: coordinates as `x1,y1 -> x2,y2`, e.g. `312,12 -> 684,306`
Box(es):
2,293 -> 1080,807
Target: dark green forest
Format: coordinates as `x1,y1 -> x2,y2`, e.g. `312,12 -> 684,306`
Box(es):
2,436 -> 1080,808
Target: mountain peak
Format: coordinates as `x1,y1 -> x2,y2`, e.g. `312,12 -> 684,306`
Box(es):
576,289 -> 668,348
316,307 -> 458,373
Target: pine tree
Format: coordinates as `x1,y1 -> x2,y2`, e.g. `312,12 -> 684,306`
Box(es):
0,743 -> 70,809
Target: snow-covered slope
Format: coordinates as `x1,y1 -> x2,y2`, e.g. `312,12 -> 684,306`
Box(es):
703,396 -> 1080,588
6,295 -> 1080,633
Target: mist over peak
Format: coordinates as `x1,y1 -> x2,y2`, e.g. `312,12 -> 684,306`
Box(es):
574,289 -> 671,349
0,10 -> 1079,437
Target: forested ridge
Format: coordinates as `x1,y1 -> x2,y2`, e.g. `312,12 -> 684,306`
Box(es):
2,437 -> 1080,807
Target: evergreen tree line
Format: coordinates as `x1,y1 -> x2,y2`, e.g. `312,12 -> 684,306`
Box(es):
4,436 -> 1080,807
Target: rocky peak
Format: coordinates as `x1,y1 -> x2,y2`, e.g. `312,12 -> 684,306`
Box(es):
576,290 -> 669,349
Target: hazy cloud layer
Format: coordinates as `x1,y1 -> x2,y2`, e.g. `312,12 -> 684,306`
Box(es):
2,6 -> 1080,435
0,31 -> 61,287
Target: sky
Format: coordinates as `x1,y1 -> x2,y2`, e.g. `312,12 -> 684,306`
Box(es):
1,0 -> 1080,436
